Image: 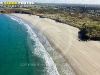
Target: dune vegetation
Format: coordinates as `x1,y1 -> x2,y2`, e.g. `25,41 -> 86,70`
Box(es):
1,3 -> 100,40
29,4 -> 100,40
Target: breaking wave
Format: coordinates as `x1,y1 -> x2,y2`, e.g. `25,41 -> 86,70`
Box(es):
5,14 -> 60,75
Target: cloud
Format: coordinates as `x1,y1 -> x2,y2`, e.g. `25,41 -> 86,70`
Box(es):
1,0 -> 100,4
37,0 -> 100,4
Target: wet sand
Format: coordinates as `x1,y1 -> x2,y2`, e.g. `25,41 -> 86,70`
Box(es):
12,13 -> 100,75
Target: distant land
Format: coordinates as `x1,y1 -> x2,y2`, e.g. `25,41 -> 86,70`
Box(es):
0,2 -> 100,75
0,3 -> 100,40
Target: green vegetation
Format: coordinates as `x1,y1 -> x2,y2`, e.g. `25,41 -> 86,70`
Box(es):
1,4 -> 100,40
29,4 -> 100,40
81,23 -> 100,40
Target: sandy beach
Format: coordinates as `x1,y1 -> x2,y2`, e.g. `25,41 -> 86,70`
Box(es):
12,13 -> 100,75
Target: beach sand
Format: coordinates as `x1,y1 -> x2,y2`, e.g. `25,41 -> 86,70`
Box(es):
12,13 -> 100,75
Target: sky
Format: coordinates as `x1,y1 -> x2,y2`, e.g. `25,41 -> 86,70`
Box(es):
1,0 -> 100,4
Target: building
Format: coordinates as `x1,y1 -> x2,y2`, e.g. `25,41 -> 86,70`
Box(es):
0,2 -> 3,7
0,1 -> 34,8
18,2 -> 34,7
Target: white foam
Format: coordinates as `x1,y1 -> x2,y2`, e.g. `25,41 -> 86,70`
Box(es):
5,14 -> 60,75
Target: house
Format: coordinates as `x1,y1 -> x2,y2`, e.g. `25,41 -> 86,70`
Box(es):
0,1 -> 34,8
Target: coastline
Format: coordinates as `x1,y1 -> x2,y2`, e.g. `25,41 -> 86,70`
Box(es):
12,13 -> 100,75
9,14 -> 75,75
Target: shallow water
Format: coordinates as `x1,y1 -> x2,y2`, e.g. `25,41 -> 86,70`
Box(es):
0,14 -> 59,75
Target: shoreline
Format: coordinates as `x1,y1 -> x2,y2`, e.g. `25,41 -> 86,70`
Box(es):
12,13 -> 100,75
9,14 -> 75,75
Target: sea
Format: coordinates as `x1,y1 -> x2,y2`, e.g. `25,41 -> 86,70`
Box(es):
0,14 -> 59,75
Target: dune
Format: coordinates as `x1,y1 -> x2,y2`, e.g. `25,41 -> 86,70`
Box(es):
12,13 -> 100,75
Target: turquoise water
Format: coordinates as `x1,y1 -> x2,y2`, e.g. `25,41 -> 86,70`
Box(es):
0,14 -> 59,75
0,14 -> 38,75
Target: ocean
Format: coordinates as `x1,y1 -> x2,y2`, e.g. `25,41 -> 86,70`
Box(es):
0,14 -> 59,75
